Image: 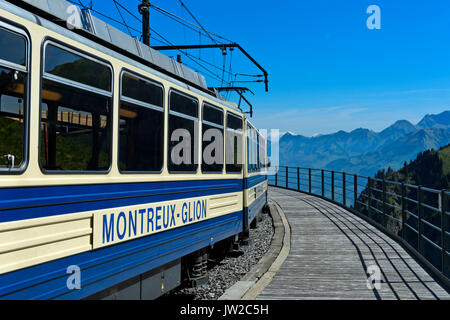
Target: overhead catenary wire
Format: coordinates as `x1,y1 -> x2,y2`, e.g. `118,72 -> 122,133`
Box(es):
176,0 -> 235,88
69,0 -> 263,90
177,0 -> 219,45
150,27 -> 234,86
69,0 -> 226,85
235,73 -> 264,77
102,0 -> 228,84
226,48 -> 234,99
232,80 -> 264,83
113,0 -> 134,37
221,50 -> 226,86
147,2 -> 233,44
68,0 -> 142,35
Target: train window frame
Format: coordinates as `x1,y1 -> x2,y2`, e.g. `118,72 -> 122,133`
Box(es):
246,123 -> 251,173
43,41 -> 113,97
259,134 -> 265,170
255,130 -> 260,172
251,127 -> 257,173
225,111 -> 243,174
118,69 -> 165,174
201,102 -> 224,174
257,132 -> 261,172
255,129 -> 260,172
0,20 -> 31,175
38,38 -> 114,174
167,88 -> 200,174
252,126 -> 259,173
247,123 -> 257,173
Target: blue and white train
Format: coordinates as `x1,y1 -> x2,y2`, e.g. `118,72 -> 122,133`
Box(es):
0,0 -> 268,299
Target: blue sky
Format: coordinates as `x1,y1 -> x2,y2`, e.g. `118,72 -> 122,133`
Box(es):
84,0 -> 450,136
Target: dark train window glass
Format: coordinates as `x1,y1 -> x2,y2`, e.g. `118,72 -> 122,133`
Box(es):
259,135 -> 265,169
40,79 -> 111,171
169,91 -> 198,118
0,66 -> 26,169
119,74 -> 164,172
203,103 -> 223,126
0,27 -> 26,66
227,113 -> 243,131
247,125 -> 251,173
45,44 -> 111,92
254,133 -> 258,172
202,104 -> 224,173
226,113 -> 243,173
257,133 -> 261,171
122,73 -> 163,107
262,137 -> 266,169
254,133 -> 258,171
247,124 -> 258,173
168,91 -> 198,172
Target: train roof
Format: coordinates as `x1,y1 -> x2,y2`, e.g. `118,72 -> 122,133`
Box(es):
2,0 -> 243,114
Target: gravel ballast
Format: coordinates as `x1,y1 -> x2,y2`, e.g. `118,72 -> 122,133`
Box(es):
170,210 -> 274,300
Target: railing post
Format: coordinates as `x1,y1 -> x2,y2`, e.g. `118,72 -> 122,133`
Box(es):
354,175 -> 358,209
286,167 -> 288,189
382,179 -> 387,227
275,166 -> 278,186
331,171 -> 335,201
297,167 -> 300,191
368,178 -> 372,216
441,190 -> 449,277
308,168 -> 312,194
343,172 -> 346,206
418,186 -> 424,255
321,170 -> 325,197
401,182 -> 406,240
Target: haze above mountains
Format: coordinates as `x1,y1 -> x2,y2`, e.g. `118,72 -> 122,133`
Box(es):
277,110 -> 450,177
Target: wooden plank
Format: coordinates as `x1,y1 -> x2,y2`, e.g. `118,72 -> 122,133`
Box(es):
257,187 -> 450,300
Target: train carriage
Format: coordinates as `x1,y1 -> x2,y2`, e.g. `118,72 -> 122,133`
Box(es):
0,0 -> 268,299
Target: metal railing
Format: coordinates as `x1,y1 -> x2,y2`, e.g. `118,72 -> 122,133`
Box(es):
269,166 -> 450,284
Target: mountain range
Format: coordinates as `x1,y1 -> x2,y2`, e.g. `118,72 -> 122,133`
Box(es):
276,110 -> 450,177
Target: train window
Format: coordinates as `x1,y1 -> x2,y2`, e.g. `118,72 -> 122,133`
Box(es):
254,131 -> 259,171
254,131 -> 258,172
121,73 -> 162,106
253,128 -> 257,172
226,113 -> 243,173
259,135 -> 265,169
252,129 -> 258,172
247,124 -> 257,173
255,132 -> 259,171
258,133 -> 263,171
170,91 -> 198,118
119,72 -> 164,172
247,124 -> 251,173
0,26 -> 28,171
168,90 -> 198,172
0,27 -> 26,66
202,103 -> 224,173
44,44 -> 111,92
40,43 -> 112,172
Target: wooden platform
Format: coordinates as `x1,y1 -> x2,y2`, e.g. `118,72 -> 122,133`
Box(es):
258,187 -> 450,300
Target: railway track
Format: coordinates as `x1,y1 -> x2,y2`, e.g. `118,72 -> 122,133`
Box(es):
162,209 -> 275,300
